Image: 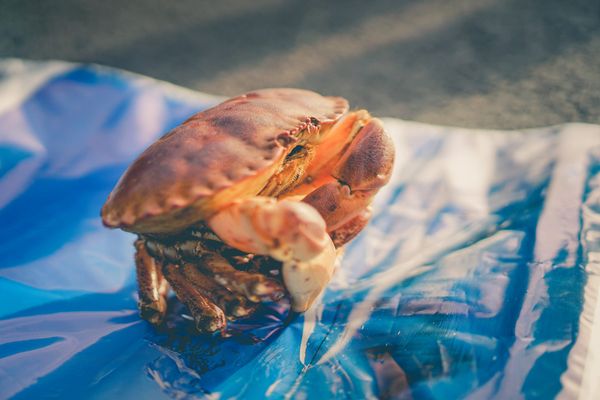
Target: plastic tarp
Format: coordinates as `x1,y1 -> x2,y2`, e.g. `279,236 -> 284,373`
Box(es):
1,59 -> 600,399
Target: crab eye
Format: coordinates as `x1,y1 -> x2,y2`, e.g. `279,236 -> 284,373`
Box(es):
286,145 -> 305,159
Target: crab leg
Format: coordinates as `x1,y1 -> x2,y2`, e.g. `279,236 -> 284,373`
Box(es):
197,253 -> 285,303
302,118 -> 394,232
163,263 -> 226,333
180,263 -> 257,319
134,239 -> 168,325
144,237 -> 284,302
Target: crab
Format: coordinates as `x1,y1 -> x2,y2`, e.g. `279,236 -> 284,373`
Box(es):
101,88 -> 394,333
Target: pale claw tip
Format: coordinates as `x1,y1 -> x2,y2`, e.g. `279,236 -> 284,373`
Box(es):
282,237 -> 337,312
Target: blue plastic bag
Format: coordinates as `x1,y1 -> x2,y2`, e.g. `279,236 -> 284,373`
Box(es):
1,59 -> 599,399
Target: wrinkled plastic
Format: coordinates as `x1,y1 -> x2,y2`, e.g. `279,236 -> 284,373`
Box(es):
1,59 -> 600,399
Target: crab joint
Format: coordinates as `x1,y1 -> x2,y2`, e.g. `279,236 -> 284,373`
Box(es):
302,181 -> 375,232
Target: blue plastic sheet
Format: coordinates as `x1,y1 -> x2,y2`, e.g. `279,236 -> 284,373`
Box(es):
1,59 -> 600,399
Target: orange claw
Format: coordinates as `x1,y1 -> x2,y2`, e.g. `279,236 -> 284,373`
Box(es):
332,118 -> 394,191
303,117 -> 395,232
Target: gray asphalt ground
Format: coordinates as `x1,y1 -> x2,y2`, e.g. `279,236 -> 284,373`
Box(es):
1,0 -> 599,129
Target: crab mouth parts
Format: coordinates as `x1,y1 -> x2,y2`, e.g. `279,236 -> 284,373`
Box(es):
257,142 -> 313,198
260,111 -> 370,199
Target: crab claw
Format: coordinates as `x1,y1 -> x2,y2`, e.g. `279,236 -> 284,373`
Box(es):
303,117 -> 394,232
208,197 -> 330,262
332,118 -> 394,192
208,197 -> 337,311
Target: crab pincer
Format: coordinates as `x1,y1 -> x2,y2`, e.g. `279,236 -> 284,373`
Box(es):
302,117 -> 395,234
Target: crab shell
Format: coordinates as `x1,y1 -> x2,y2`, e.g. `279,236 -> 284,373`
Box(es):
101,88 -> 349,233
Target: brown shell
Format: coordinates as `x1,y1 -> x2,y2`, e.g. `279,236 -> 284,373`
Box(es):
101,88 -> 349,234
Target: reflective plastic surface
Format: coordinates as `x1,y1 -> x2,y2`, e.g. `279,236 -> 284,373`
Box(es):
1,60 -> 599,399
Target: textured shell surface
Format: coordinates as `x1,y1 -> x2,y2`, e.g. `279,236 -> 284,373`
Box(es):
101,88 -> 349,233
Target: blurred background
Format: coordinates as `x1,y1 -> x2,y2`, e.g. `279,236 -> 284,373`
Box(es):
1,0 -> 598,128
